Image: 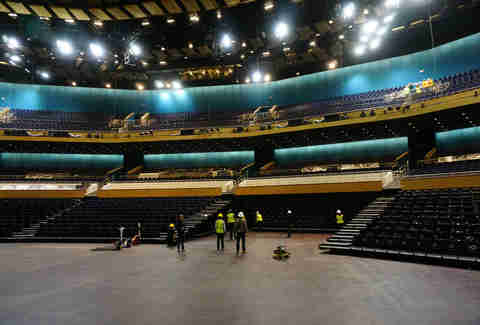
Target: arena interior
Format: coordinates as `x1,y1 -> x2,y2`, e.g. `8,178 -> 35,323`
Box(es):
1,0 -> 480,324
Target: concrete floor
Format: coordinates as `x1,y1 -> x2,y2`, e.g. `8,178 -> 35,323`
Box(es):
1,233 -> 480,325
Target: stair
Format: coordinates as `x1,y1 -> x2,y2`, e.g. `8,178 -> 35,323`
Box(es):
11,200 -> 83,239
319,196 -> 395,250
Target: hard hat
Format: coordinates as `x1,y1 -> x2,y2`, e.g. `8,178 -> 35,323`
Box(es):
169,223 -> 174,228
287,210 -> 292,214
238,211 -> 244,217
218,213 -> 223,218
337,210 -> 341,214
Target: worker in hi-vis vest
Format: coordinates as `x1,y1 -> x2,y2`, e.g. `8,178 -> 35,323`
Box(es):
227,209 -> 236,240
215,213 -> 226,253
336,210 -> 344,226
256,210 -> 263,232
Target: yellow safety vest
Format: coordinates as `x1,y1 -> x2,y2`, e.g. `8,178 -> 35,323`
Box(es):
336,214 -> 344,224
215,219 -> 225,234
256,213 -> 263,222
227,213 -> 235,224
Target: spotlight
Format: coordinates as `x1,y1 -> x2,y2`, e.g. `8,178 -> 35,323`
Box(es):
8,13 -> 18,17
240,54 -> 245,59
65,19 -> 75,24
141,20 -> 150,26
161,47 -> 166,51
129,43 -> 141,56
262,51 -> 271,57
105,83 -> 112,88
10,55 -> 21,63
384,14 -> 395,23
217,10 -> 222,19
370,38 -> 381,50
141,61 -> 148,66
252,71 -> 262,83
245,78 -> 251,83
309,40 -> 316,47
188,42 -> 193,49
328,20 -> 334,24
167,17 -> 175,24
364,9 -> 369,15
56,40 -> 74,55
265,1 -> 274,11
354,45 -> 366,55
166,83 -> 171,88
159,61 -> 167,65
4,36 -> 19,49
94,20 -> 103,27
172,81 -> 182,89
72,81 -> 77,86
189,13 -> 199,23
296,72 -> 300,76
89,43 -> 104,58
242,42 -> 247,47
39,71 -> 50,79
362,20 -> 378,34
274,22 -> 288,39
155,80 -> 164,88
328,60 -> 338,70
264,74 -> 271,82
343,3 -> 355,19
221,34 -> 232,48
136,83 -> 145,91
339,34 -> 345,40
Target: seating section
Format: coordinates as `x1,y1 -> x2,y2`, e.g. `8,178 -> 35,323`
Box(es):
354,188 -> 480,257
0,168 -> 110,182
410,160 -> 480,175
0,199 -> 76,237
36,197 -> 215,239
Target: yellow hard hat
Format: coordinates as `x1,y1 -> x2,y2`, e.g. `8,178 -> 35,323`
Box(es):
169,223 -> 174,228
218,213 -> 223,218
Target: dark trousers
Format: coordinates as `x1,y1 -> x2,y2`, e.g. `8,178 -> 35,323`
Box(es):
177,233 -> 184,251
227,223 -> 235,240
288,225 -> 292,238
236,232 -> 246,253
257,221 -> 263,231
216,234 -> 225,251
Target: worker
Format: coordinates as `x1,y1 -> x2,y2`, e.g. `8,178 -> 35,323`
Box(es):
167,223 -> 176,247
235,211 -> 248,255
226,209 -> 236,240
176,214 -> 185,254
215,213 -> 226,253
287,209 -> 295,238
256,210 -> 263,232
336,210 -> 344,227
137,221 -> 142,239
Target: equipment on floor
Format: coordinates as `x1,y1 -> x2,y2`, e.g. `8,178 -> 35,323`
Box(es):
273,245 -> 291,260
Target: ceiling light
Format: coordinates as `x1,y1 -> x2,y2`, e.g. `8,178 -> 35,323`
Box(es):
343,3 -> 355,19
94,20 -> 103,27
328,60 -> 337,70
242,42 -> 247,47
4,36 -> 20,50
159,60 -> 167,65
252,71 -> 262,83
296,72 -> 300,76
384,14 -> 395,23
309,40 -> 316,47
155,80 -> 164,88
363,20 -> 378,34
142,61 -> 148,66
89,43 -> 104,58
240,54 -> 245,59
328,20 -> 334,24
265,1 -> 274,11
283,47 -> 290,52
71,81 -> 77,87
161,47 -> 166,51
167,17 -> 175,24
136,83 -> 145,91
339,34 -> 345,40
250,50 -> 254,54
105,83 -> 112,88
184,56 -> 188,60
364,9 -> 369,15
129,43 -> 141,56
221,34 -> 232,48
65,19 -> 75,24
8,13 -> 18,17
245,78 -> 251,83
114,60 -> 119,64
264,74 -> 271,82
354,45 -> 366,55
141,20 -> 150,26
188,42 -> 193,49
217,10 -> 222,19
262,51 -> 271,57
369,38 -> 381,50
166,83 -> 171,88
189,13 -> 199,23
274,22 -> 288,39
39,71 -> 50,79
56,40 -> 74,55
10,55 -> 21,63
172,81 -> 182,89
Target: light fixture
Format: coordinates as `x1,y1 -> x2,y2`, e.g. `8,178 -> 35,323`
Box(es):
136,83 -> 145,91
339,34 -> 345,40
129,43 -> 141,56
364,9 -> 369,15
65,19 -> 75,24
242,42 -> 247,47
245,78 -> 251,83
155,80 -> 165,88
141,20 -> 150,26
89,43 -> 104,58
384,14 -> 395,23
240,54 -> 245,59
161,47 -> 166,51
221,34 -> 232,48
274,22 -> 288,39
217,10 -> 222,19
264,74 -> 271,82
262,51 -> 271,57
296,72 -> 300,76
114,60 -> 119,64
8,13 -> 18,17
189,13 -> 199,23
141,61 -> 148,66
362,20 -> 378,34
250,50 -> 254,54
184,56 -> 188,60
369,38 -> 381,50
56,40 -> 74,55
343,3 -> 355,19
328,60 -> 338,70
10,55 -> 21,63
385,0 -> 399,8
105,83 -> 112,88
159,61 -> 167,65
4,36 -> 20,49
94,20 -> 103,27
40,16 -> 50,21
39,71 -> 50,79
264,1 -> 274,11
328,20 -> 334,24
309,40 -> 316,47
283,47 -> 290,52
167,17 -> 175,24
354,45 -> 366,55
252,71 -> 262,83
172,81 -> 182,89
188,42 -> 193,49
71,81 -> 77,86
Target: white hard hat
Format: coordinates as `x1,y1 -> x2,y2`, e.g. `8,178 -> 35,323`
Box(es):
337,210 -> 341,214
238,211 -> 244,217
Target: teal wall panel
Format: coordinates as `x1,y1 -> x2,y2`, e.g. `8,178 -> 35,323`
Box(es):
1,32 -> 480,114
436,126 -> 480,156
0,153 -> 123,170
274,137 -> 408,165
144,151 -> 254,169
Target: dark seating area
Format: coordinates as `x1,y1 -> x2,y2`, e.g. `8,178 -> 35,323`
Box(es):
0,168 -> 110,182
258,166 -> 389,178
409,159 -> 480,175
0,199 -> 76,237
354,188 -> 480,257
36,197 -> 216,239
